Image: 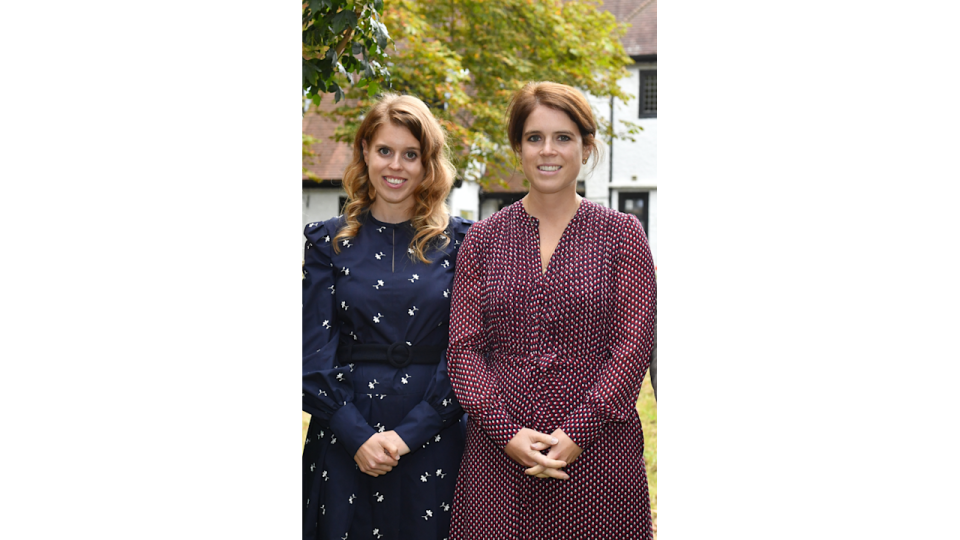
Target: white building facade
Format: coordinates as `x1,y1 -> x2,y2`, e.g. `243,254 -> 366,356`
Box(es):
587,59 -> 658,265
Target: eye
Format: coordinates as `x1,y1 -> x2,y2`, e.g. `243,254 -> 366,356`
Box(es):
526,134 -> 542,142
404,151 -> 419,160
557,134 -> 571,142
377,147 -> 391,156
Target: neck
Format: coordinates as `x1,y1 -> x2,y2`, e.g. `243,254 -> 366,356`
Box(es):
369,200 -> 413,224
522,190 -> 582,224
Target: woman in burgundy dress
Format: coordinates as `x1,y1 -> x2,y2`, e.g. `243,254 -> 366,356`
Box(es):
447,82 -> 656,539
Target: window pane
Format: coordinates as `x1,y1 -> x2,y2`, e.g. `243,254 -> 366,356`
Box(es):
643,72 -> 657,115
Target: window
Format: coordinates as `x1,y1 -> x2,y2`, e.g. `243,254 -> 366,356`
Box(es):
620,191 -> 650,231
639,70 -> 657,118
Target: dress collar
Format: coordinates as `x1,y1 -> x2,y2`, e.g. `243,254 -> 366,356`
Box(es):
364,211 -> 412,229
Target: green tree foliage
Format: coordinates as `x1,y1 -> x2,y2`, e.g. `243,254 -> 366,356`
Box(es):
302,133 -> 321,181
324,0 -> 639,187
302,0 -> 392,105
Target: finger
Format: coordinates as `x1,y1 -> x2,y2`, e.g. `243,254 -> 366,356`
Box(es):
377,454 -> 399,466
367,455 -> 395,469
382,442 -> 399,459
542,468 -> 570,480
530,441 -> 551,451
532,432 -> 560,446
368,463 -> 392,473
525,464 -> 568,480
532,453 -> 567,470
525,465 -> 545,476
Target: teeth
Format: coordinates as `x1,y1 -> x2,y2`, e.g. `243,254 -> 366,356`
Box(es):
539,166 -> 560,171
385,177 -> 405,185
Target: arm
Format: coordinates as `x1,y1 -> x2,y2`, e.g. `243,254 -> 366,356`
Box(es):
650,312 -> 657,399
301,220 -> 376,458
390,353 -> 464,452
447,225 -> 525,449
557,214 -> 657,450
386,218 -> 472,453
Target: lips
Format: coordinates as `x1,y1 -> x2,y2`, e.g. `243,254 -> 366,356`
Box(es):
537,165 -> 561,172
383,176 -> 407,187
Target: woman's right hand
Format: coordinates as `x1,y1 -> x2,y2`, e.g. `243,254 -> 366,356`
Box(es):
354,433 -> 401,477
504,428 -> 569,480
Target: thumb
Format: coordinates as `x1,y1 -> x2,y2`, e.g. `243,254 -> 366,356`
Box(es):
382,441 -> 399,459
534,431 -> 559,446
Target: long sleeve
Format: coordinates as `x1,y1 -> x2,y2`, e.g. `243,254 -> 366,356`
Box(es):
302,219 -> 375,457
650,312 -> 657,399
392,353 -> 463,450
448,223 -> 524,449
558,214 -> 657,450
392,217 -> 471,450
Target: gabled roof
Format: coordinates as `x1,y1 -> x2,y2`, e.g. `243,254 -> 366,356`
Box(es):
602,0 -> 657,58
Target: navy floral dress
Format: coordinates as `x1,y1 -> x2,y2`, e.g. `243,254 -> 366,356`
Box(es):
302,212 -> 472,540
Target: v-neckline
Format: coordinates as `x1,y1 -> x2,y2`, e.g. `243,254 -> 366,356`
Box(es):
520,199 -> 586,276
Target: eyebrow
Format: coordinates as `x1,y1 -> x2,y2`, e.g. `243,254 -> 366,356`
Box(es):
523,129 -> 576,137
375,143 -> 420,151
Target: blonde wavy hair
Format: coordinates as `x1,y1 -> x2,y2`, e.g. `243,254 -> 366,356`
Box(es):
334,94 -> 455,263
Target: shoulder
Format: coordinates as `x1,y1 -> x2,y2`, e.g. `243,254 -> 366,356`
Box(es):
582,200 -> 627,225
303,215 -> 346,252
447,215 -> 474,241
305,215 -> 345,237
581,201 -> 642,234
468,201 -> 521,239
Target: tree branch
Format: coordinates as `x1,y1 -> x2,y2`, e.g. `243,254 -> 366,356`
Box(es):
335,6 -> 365,57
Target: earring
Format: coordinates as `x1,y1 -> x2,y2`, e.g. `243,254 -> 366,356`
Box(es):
582,157 -> 588,165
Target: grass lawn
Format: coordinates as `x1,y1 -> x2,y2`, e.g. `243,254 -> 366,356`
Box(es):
302,373 -> 657,532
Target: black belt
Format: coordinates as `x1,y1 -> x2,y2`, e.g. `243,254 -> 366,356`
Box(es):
338,341 -> 444,369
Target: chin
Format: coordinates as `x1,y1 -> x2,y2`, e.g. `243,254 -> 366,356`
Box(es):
529,181 -> 576,195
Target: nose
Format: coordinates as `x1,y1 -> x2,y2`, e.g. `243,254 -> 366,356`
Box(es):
540,140 -> 557,156
388,154 -> 402,169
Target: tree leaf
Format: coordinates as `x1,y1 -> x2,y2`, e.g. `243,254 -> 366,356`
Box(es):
331,9 -> 358,36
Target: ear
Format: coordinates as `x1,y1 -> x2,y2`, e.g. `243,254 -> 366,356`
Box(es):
361,139 -> 369,162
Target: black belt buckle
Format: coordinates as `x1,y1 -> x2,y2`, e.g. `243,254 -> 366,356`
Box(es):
386,342 -> 412,368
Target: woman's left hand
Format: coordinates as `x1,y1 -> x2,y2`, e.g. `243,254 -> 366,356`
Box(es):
525,428 -> 583,478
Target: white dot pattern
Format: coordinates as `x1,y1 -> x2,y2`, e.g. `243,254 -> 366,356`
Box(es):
447,200 -> 656,539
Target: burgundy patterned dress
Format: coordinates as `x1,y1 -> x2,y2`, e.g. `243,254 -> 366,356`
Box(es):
447,199 -> 656,539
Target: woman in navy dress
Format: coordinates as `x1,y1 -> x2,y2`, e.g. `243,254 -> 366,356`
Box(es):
302,94 -> 471,540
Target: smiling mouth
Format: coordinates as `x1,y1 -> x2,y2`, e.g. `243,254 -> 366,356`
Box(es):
538,165 -> 561,171
384,176 -> 406,185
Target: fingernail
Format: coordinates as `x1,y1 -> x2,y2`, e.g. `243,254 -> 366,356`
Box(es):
551,438 -> 559,444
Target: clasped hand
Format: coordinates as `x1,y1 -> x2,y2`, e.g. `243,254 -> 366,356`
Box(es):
354,430 -> 410,477
504,427 -> 583,480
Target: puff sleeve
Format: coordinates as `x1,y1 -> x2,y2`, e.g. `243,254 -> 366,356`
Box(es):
302,219 -> 375,456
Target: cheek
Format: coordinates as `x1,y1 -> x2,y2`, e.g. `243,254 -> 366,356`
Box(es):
414,162 -> 426,181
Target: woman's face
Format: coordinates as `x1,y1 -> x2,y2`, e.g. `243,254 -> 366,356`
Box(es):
362,122 -> 426,221
519,105 -> 588,197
